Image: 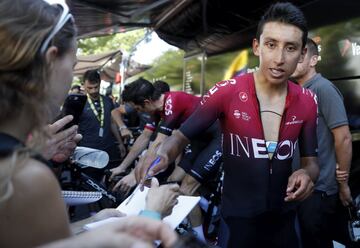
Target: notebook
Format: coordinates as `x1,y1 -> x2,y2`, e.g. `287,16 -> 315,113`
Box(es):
62,190 -> 102,206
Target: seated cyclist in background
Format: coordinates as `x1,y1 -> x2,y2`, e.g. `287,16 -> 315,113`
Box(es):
112,78 -> 222,242
111,80 -> 170,146
109,80 -> 170,194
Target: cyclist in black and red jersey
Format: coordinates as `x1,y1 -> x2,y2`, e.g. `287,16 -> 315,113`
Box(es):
113,78 -> 222,241
136,2 -> 320,248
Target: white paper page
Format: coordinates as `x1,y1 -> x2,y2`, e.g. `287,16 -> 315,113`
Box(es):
116,186 -> 149,215
162,195 -> 200,229
84,186 -> 200,230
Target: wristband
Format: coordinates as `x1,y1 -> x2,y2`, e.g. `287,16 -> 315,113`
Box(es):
139,209 -> 161,220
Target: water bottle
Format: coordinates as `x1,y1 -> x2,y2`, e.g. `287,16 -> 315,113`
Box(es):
72,146 -> 109,169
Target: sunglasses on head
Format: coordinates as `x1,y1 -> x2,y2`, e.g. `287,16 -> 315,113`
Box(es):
40,0 -> 73,54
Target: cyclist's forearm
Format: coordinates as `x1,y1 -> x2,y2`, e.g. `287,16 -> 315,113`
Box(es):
120,134 -> 151,170
146,133 -> 167,155
111,107 -> 127,128
157,130 -> 189,165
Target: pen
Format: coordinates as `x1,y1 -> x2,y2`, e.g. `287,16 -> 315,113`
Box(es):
143,156 -> 161,181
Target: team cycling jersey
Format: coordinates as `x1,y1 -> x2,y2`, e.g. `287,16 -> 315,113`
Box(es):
159,91 -> 201,136
157,91 -> 201,136
143,92 -> 200,134
178,120 -> 222,184
143,91 -> 222,183
180,73 -> 318,218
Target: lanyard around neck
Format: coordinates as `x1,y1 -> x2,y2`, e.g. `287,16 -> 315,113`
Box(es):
87,94 -> 104,127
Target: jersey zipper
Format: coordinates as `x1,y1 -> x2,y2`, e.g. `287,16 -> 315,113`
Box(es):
252,79 -> 291,210
254,96 -> 273,208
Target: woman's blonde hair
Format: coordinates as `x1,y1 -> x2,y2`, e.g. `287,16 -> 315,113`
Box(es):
0,0 -> 76,129
0,0 -> 76,202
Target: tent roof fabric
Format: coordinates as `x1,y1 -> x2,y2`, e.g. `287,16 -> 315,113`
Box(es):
69,0 -> 360,56
74,50 -> 122,78
74,50 -> 150,82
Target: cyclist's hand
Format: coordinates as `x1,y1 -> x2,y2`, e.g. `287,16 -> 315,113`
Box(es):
285,169 -> 314,202
135,154 -> 168,186
120,128 -> 133,140
113,171 -> 137,195
145,178 -> 180,218
109,166 -> 125,181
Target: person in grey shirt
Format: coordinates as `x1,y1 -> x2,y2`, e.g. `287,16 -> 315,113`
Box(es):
291,38 -> 353,248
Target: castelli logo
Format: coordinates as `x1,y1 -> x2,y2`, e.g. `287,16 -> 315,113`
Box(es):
239,92 -> 248,102
286,115 -> 303,125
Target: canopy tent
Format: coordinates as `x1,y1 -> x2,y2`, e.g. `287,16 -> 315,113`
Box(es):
74,50 -> 121,76
68,0 -> 191,39
74,50 -> 122,82
68,0 -> 360,56
74,50 -> 151,83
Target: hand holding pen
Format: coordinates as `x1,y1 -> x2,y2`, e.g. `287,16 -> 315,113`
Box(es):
139,156 -> 162,190
135,153 -> 169,186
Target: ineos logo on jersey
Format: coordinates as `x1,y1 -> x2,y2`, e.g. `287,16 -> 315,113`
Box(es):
204,150 -> 222,171
276,140 -> 297,160
164,96 -> 173,115
239,92 -> 248,102
229,133 -> 296,160
217,79 -> 236,87
200,79 -> 237,105
200,93 -> 211,105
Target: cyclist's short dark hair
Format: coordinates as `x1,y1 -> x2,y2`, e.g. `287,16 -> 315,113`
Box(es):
256,2 -> 308,48
153,80 -> 170,93
122,78 -> 163,107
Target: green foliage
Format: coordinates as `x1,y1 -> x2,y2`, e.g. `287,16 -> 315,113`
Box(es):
78,29 -> 146,55
127,49 -> 185,89
205,52 -> 239,90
